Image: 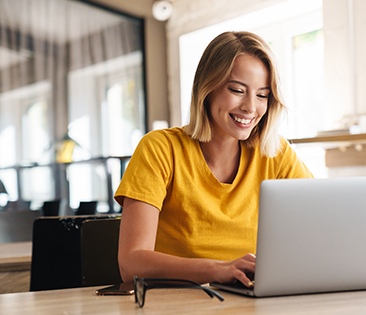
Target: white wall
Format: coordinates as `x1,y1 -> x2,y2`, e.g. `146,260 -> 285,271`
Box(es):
166,0 -> 287,127
166,0 -> 366,131
323,0 -> 366,130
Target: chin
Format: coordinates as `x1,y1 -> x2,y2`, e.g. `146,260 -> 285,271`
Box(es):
237,131 -> 252,141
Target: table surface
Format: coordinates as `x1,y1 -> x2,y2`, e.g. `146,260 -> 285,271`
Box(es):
2,285 -> 366,315
0,242 -> 32,272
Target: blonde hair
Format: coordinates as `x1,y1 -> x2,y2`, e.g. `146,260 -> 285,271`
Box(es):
183,31 -> 286,157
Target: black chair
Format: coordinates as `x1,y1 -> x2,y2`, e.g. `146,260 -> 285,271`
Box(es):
41,200 -> 61,216
75,201 -> 98,215
30,215 -> 121,291
81,218 -> 122,286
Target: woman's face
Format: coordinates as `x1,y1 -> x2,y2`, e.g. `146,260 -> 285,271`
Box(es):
208,54 -> 270,142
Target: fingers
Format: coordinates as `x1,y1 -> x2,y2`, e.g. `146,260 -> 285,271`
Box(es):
233,269 -> 254,288
215,253 -> 256,287
242,277 -> 254,288
243,253 -> 256,262
235,254 -> 256,287
237,255 -> 256,273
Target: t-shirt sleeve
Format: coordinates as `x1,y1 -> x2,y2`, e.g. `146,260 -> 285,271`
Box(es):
114,130 -> 173,210
274,137 -> 314,179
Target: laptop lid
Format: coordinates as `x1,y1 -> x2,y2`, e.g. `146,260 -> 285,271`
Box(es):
211,177 -> 366,297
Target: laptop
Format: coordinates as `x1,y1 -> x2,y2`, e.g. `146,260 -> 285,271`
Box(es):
211,177 -> 366,297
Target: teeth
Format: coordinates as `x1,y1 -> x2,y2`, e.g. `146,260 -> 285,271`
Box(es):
233,116 -> 252,124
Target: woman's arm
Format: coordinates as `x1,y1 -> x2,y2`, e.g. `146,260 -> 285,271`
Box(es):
118,197 -> 256,286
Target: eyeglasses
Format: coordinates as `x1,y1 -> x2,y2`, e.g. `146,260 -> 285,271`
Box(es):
133,277 -> 225,308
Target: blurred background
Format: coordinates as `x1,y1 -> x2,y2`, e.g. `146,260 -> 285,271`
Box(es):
1,0 -> 366,216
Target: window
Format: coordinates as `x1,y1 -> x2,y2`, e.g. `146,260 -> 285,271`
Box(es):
22,98 -> 50,162
179,0 -> 323,139
100,60 -> 145,157
21,97 -> 55,206
0,0 -> 146,212
291,29 -> 325,137
0,82 -> 52,204
67,51 -> 145,211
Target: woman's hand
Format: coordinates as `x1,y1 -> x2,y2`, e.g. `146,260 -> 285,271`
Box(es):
213,254 -> 256,287
119,197 -> 256,287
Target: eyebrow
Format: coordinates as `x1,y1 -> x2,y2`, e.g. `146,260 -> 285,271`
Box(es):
228,80 -> 271,91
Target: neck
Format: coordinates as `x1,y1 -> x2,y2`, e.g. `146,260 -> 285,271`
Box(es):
200,139 -> 241,184
200,139 -> 240,163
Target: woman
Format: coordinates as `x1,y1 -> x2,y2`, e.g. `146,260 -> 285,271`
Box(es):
114,31 -> 313,288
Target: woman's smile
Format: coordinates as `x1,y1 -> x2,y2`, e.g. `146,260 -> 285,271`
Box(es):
230,114 -> 254,126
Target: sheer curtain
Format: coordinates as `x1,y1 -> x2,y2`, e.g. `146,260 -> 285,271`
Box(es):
0,0 -> 145,211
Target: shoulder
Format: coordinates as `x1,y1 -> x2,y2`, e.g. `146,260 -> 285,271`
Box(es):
248,135 -> 297,165
139,127 -> 194,149
141,127 -> 189,141
264,136 -> 297,162
277,136 -> 298,157
243,135 -> 291,159
274,136 -> 313,178
278,135 -> 292,151
133,127 -> 195,162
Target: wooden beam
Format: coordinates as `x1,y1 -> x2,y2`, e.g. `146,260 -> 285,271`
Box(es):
325,146 -> 366,167
290,133 -> 366,144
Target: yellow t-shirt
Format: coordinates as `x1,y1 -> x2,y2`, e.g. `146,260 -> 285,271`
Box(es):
114,127 -> 313,261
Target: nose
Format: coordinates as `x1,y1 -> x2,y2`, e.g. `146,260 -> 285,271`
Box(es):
239,93 -> 256,113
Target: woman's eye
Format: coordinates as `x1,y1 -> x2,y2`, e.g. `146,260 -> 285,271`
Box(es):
257,94 -> 268,99
229,88 -> 243,94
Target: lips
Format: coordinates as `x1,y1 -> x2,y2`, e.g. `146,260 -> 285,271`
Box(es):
230,114 -> 253,125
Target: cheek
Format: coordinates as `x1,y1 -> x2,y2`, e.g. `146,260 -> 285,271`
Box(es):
258,102 -> 268,117
210,95 -> 229,115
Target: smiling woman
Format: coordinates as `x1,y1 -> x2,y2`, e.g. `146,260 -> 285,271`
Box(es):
114,31 -> 313,289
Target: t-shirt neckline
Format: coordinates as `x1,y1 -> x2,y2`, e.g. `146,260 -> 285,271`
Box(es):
194,140 -> 244,191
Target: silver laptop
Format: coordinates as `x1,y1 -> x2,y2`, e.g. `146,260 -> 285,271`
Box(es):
211,177 -> 366,297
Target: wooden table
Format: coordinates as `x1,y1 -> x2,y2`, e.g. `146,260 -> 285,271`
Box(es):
1,285 -> 366,314
0,242 -> 32,294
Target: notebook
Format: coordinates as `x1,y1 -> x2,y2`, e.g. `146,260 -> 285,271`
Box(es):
211,177 -> 366,297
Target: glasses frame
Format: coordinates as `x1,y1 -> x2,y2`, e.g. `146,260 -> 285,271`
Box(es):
133,277 -> 224,308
